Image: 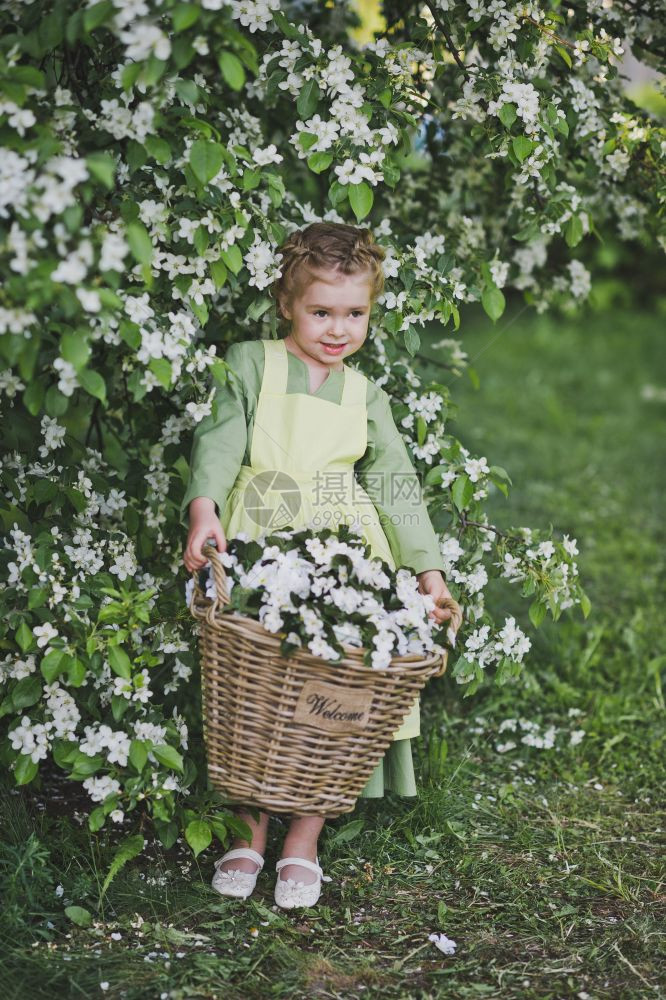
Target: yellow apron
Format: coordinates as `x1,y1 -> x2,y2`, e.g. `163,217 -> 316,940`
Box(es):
220,337 -> 420,742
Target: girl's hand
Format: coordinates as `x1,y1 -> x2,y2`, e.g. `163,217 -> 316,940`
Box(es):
417,569 -> 462,634
183,497 -> 228,573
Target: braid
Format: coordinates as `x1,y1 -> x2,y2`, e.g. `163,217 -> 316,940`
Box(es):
269,222 -> 386,329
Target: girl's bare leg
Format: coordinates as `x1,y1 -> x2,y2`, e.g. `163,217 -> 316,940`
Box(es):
216,807 -> 269,874
278,814 -> 326,884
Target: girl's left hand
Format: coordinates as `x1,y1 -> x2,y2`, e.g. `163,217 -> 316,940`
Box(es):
417,570 -> 461,633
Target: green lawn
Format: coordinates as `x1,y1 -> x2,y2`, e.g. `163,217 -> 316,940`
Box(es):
1,303 -> 664,1000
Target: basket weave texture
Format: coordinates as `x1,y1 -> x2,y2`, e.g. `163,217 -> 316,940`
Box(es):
189,542 -> 457,817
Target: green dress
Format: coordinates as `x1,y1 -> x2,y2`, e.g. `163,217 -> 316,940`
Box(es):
181,338 -> 446,798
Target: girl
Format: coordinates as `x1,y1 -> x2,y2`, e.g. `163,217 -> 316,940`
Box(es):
181,222 -> 458,910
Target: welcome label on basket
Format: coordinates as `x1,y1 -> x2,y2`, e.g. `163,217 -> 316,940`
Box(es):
293,680 -> 373,733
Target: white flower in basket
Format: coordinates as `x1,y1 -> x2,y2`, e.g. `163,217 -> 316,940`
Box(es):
186,524 -> 449,668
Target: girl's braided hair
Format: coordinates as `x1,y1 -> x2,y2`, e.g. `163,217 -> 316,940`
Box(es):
269,222 -> 386,329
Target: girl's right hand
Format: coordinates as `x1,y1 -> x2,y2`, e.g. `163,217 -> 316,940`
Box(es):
183,498 -> 228,573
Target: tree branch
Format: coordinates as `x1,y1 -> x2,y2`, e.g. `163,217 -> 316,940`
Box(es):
422,1 -> 469,77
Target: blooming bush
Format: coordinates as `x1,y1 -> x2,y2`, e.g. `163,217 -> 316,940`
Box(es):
0,0 -> 662,847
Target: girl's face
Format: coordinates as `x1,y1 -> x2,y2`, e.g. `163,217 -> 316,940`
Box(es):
279,267 -> 373,369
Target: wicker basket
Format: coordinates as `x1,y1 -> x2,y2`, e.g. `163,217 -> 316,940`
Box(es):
189,542 -> 460,817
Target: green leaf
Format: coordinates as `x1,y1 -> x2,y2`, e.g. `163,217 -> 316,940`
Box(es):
69,751 -> 104,779
153,744 -> 184,773
403,326 -> 420,357
579,590 -> 592,619
108,645 -> 132,680
328,179 -> 346,206
129,739 -> 148,772
247,296 -> 272,321
9,66 -> 45,88
23,379 -> 46,417
556,45 -> 572,68
111,695 -> 129,722
193,225 -> 209,255
298,132 -> 317,151
185,819 -> 212,857
149,357 -> 173,390
28,588 -> 48,611
190,300 -> 209,326
126,221 -> 153,265
512,221 -> 540,242
67,657 -> 87,687
85,152 -> 116,189
479,260 -> 493,286
348,181 -> 373,222
83,1 -> 114,32
101,834 -> 145,898
221,244 -> 243,275
38,11 -> 65,50
65,905 -> 92,927
556,116 -> 569,138
451,474 -> 474,511
14,754 -> 38,786
445,819 -> 467,843
307,152 -> 333,174
241,169 -> 261,191
175,79 -> 200,106
143,55 -> 167,87
498,103 -> 517,128
424,464 -> 449,486
61,332 -> 91,370
121,61 -> 142,91
271,9 -> 302,40
384,311 -> 401,335
155,820 -> 179,849
328,819 -> 364,845
40,649 -> 66,683
88,807 -> 106,832
144,136 -> 172,165
218,50 -> 245,91
481,285 -> 505,322
512,136 -> 533,163
62,205 -> 83,234
296,78 -> 321,119
126,140 -> 147,173
190,140 -> 224,185
51,740 -> 78,769
15,621 -> 34,653
564,215 -> 584,247
529,600 -> 547,628
78,369 -> 107,404
13,675 -> 42,709
0,696 -> 15,720
172,3 -> 200,32
209,259 -> 228,289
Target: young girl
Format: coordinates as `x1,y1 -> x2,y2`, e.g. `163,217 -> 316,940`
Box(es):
181,222 -> 458,910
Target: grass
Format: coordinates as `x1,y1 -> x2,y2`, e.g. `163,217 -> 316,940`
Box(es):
1,302 -> 665,999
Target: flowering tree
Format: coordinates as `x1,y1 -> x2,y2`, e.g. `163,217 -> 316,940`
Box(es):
1,0 -> 663,849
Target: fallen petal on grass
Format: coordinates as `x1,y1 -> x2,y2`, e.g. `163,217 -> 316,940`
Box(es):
428,932 -> 457,955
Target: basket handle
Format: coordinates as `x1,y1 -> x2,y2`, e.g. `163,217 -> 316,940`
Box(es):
432,596 -> 463,677
189,540 -> 231,620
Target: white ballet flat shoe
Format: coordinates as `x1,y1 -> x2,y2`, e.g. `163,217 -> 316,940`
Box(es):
211,847 -> 264,899
274,855 -> 332,910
